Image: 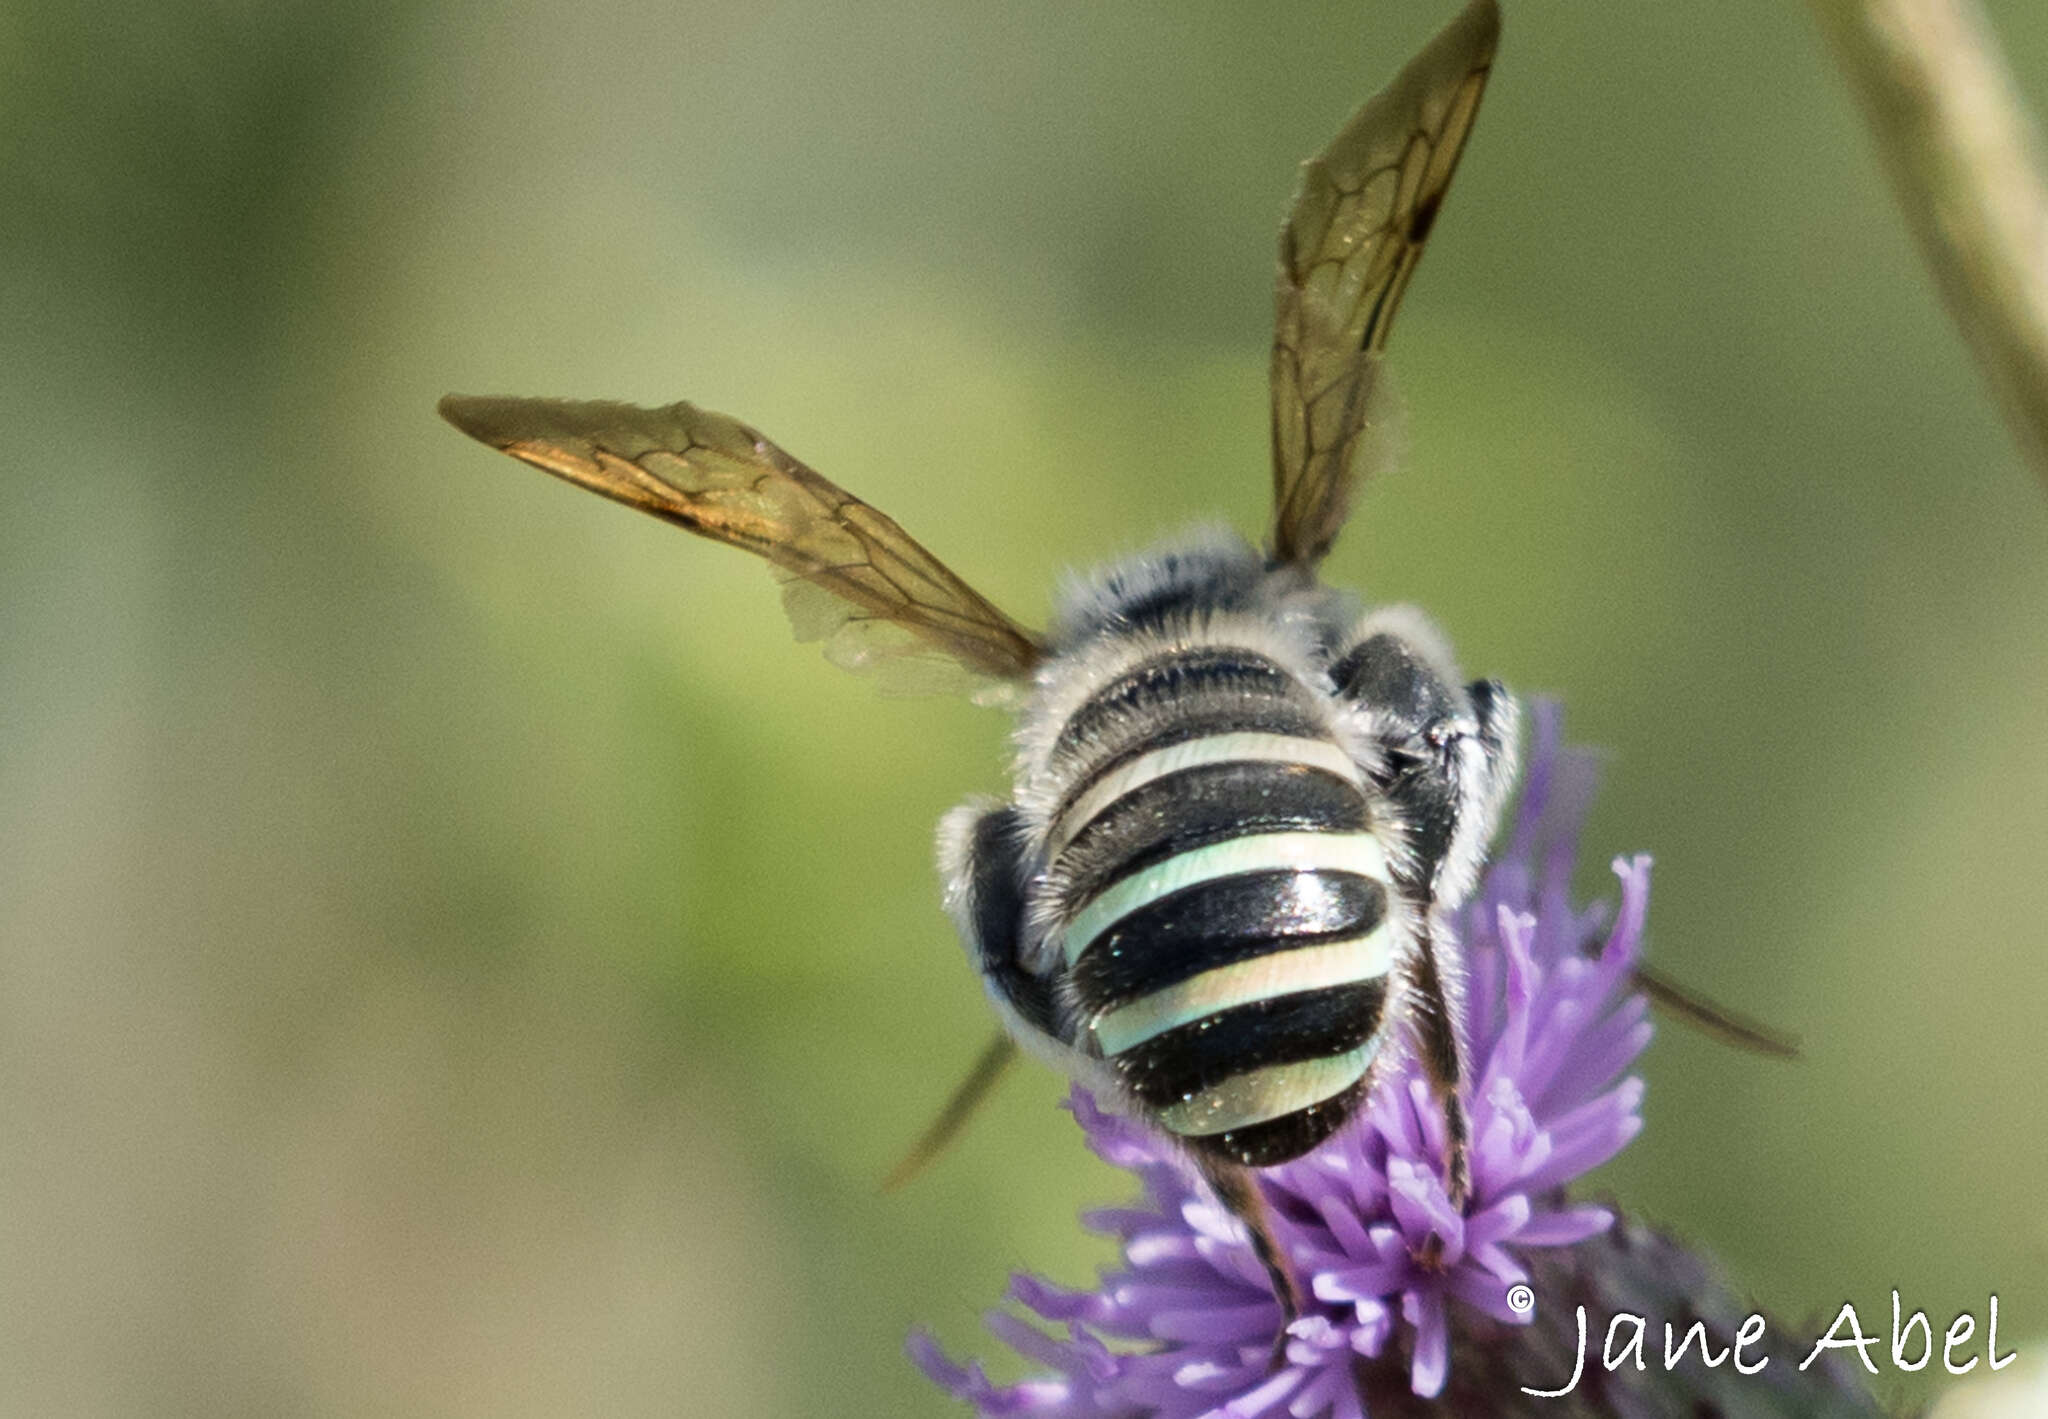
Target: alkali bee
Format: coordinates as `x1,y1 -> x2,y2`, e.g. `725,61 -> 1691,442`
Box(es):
440,0 -> 1789,1336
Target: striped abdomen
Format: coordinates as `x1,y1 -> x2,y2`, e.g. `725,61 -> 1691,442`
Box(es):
1042,645 -> 1397,1167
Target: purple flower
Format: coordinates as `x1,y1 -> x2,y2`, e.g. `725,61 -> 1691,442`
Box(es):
911,703 -> 1655,1417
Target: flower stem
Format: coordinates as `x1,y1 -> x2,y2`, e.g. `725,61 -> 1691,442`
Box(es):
1809,0 -> 2048,491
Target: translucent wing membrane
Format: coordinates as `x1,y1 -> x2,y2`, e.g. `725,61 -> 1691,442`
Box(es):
438,396 -> 1045,687
1269,0 -> 1499,567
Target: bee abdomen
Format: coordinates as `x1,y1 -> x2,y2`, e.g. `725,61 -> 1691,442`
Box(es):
1032,640 -> 1401,1164
1071,868 -> 1386,1006
1053,754 -> 1369,908
1045,752 -> 1396,1162
1058,837 -> 1394,1156
1115,981 -> 1387,1117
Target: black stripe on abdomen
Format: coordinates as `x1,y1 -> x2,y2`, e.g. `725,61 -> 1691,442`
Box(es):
1069,869 -> 1386,1014
1112,980 -> 1387,1108
1190,1093 -> 1363,1167
1053,759 -> 1368,910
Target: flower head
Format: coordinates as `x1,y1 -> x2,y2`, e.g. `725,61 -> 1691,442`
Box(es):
912,704 -> 1654,1416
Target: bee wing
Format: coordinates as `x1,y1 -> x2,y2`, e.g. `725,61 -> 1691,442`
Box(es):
1269,0 -> 1499,567
438,396 -> 1045,691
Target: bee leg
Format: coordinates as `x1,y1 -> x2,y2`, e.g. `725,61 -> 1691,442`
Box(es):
1192,1154 -> 1301,1371
883,1032 -> 1018,1190
1334,615 -> 1504,1206
1407,918 -> 1473,1207
1330,608 -> 1469,879
1330,611 -> 1520,910
1331,609 -> 1467,745
1449,677 -> 1520,904
937,799 -> 1118,1086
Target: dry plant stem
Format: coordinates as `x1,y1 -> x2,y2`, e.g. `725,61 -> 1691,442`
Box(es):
1811,0 -> 2048,489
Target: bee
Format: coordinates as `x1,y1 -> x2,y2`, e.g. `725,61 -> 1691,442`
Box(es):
442,0 -> 1782,1337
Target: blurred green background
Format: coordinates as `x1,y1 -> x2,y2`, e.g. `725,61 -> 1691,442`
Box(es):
5,1 -> 2047,1414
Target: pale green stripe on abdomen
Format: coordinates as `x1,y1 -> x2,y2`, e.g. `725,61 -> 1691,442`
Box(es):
1091,930 -> 1394,1056
1049,732 -> 1363,854
1157,1043 -> 1379,1137
1058,830 -> 1390,966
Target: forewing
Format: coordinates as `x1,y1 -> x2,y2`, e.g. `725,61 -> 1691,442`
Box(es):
438,395 -> 1045,686
1270,0 -> 1499,567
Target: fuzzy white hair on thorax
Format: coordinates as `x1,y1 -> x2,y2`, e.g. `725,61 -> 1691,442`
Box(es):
1044,526 -> 1268,646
